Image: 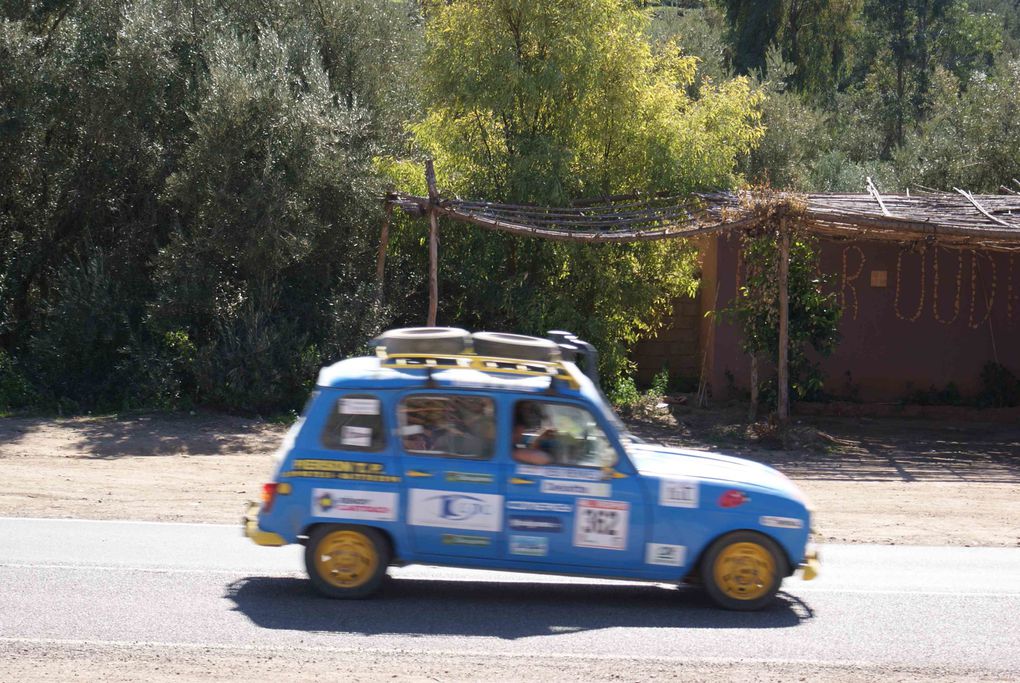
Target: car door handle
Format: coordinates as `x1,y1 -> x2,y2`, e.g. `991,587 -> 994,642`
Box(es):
510,477 -> 535,485
406,470 -> 432,478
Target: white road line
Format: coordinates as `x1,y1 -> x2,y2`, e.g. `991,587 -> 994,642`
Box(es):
0,562 -> 297,576
0,636 -> 896,668
789,587 -> 1020,597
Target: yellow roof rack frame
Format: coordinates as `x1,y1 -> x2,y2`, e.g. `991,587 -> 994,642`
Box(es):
378,352 -> 581,390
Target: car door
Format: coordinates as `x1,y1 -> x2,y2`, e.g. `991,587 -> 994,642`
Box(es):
502,397 -> 646,569
397,390 -> 504,559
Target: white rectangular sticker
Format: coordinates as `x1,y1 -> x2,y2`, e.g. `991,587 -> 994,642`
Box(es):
516,465 -> 603,481
341,425 -> 373,447
659,478 -> 699,508
507,500 -> 572,513
760,516 -> 804,529
313,488 -> 398,521
339,397 -> 380,415
573,498 -> 629,550
645,543 -> 686,567
540,480 -> 610,497
509,535 -> 549,557
408,489 -> 503,532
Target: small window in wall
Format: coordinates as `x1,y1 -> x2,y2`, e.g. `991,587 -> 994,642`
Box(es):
398,395 -> 495,460
321,395 -> 386,452
511,401 -> 618,468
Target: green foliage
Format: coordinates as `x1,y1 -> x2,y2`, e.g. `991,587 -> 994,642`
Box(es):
3,0 -> 1019,415
0,0 -> 417,413
395,0 -> 762,384
740,49 -> 831,189
978,362 -> 1020,408
723,229 -> 842,404
0,349 -> 34,414
894,61 -> 1020,192
607,375 -> 642,407
649,366 -> 671,397
714,0 -> 864,97
904,381 -> 965,406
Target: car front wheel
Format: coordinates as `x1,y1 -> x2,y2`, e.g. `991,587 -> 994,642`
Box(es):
700,531 -> 786,611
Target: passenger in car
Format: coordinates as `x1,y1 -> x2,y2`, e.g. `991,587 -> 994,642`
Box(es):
511,402 -> 555,465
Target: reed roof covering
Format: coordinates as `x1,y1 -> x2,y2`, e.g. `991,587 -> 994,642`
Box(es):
388,186 -> 1020,251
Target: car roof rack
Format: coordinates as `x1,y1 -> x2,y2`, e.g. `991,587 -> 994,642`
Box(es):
378,351 -> 581,390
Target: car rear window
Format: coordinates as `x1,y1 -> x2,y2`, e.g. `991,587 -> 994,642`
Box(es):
321,394 -> 386,452
398,394 -> 495,460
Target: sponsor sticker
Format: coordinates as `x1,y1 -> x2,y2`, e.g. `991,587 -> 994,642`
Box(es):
445,471 -> 494,484
409,489 -> 503,531
338,397 -> 380,415
760,515 -> 804,529
508,515 -> 563,533
312,488 -> 398,521
540,480 -> 610,497
509,535 -> 549,557
507,500 -> 572,513
645,543 -> 686,567
659,478 -> 699,508
442,533 -> 491,547
340,425 -> 373,448
284,459 -> 399,483
516,465 -> 603,481
573,498 -> 629,550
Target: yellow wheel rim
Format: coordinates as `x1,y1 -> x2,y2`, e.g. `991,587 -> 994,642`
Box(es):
313,530 -> 379,589
713,541 -> 775,601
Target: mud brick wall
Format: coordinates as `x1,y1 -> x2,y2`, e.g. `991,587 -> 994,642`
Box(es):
631,293 -> 702,387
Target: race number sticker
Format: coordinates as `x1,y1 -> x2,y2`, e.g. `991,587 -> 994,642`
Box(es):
659,478 -> 699,508
340,425 -> 373,447
573,499 -> 629,550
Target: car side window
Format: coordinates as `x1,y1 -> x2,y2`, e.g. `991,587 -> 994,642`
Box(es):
398,394 -> 495,460
320,394 -> 386,452
511,400 -> 618,468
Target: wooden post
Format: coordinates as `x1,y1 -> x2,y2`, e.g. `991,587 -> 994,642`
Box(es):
777,219 -> 791,423
375,200 -> 393,302
425,160 -> 439,327
748,353 -> 759,421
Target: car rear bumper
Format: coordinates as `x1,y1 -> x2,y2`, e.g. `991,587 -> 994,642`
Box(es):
242,501 -> 287,546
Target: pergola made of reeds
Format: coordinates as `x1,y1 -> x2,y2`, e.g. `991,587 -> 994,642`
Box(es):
378,162 -> 1020,420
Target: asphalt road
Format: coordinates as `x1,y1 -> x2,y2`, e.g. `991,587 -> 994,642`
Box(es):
1,517 -> 1019,681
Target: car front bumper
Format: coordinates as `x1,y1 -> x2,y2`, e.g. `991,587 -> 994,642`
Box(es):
242,501 -> 287,546
800,547 -> 821,581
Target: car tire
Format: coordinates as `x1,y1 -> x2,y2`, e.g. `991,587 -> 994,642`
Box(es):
472,332 -> 561,362
305,525 -> 390,599
699,531 -> 786,611
376,327 -> 470,355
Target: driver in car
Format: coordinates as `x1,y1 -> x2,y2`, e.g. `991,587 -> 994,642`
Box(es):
511,402 -> 556,465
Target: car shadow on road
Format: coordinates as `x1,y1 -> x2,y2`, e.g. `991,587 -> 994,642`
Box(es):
225,575 -> 812,639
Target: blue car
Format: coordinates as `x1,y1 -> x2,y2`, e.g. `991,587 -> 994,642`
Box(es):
243,328 -> 819,611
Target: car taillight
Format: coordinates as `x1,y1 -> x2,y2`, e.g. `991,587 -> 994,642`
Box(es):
261,483 -> 278,513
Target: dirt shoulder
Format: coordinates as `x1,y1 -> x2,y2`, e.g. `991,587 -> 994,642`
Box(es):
1,412 -> 1018,547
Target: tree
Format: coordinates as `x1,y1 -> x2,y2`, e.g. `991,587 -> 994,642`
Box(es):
724,226 -> 842,410
392,0 -> 763,385
895,60 -> 1020,192
714,0 -> 864,97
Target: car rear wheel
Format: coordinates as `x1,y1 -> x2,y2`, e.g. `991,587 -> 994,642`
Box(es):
305,525 -> 389,599
700,531 -> 786,611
